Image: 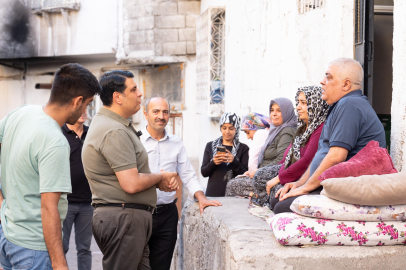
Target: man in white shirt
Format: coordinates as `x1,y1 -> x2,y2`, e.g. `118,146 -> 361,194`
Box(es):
141,96 -> 221,270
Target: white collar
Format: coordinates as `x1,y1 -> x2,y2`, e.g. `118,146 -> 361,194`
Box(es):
142,126 -> 170,142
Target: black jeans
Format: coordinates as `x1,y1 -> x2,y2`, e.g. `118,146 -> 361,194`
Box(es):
148,203 -> 179,270
270,187 -> 323,214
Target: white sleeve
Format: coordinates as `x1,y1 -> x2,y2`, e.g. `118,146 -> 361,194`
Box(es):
177,142 -> 203,200
248,130 -> 269,171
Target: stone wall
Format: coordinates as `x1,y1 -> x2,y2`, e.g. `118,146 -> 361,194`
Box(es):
123,0 -> 200,56
173,198 -> 406,270
390,0 -> 406,171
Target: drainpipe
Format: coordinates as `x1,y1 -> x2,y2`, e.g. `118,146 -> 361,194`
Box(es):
115,0 -> 126,62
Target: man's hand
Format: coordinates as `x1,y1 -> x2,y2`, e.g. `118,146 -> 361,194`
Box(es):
279,186 -> 310,201
198,198 -> 222,214
266,176 -> 280,195
194,191 -> 222,214
213,154 -> 224,165
275,182 -> 301,199
41,192 -> 69,270
156,171 -> 179,192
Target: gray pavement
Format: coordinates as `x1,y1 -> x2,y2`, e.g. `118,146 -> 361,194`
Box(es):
66,231 -> 103,270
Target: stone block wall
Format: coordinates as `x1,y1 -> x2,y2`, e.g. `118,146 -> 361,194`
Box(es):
123,0 -> 200,56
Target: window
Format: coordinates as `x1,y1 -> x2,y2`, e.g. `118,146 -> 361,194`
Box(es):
141,63 -> 185,110
298,0 -> 324,14
196,7 -> 225,117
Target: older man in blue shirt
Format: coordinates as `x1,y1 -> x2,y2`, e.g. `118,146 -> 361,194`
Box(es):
271,58 -> 386,213
140,96 -> 221,270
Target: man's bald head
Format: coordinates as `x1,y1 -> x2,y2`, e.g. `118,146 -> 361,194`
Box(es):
320,58 -> 364,105
328,58 -> 363,89
144,96 -> 171,114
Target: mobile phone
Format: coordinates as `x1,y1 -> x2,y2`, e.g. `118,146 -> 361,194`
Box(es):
217,146 -> 226,154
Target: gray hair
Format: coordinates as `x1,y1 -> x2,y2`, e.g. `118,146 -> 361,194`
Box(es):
144,95 -> 171,114
328,58 -> 364,88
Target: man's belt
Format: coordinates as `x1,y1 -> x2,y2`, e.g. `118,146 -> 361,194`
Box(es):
93,203 -> 155,214
154,198 -> 178,215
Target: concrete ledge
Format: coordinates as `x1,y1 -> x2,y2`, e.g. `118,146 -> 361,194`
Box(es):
173,197 -> 406,270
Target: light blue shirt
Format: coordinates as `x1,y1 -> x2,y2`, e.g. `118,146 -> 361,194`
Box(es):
0,105 -> 71,251
140,128 -> 203,205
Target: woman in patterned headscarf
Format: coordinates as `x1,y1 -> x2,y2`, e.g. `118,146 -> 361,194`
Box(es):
252,86 -> 329,207
201,112 -> 249,197
241,112 -> 272,171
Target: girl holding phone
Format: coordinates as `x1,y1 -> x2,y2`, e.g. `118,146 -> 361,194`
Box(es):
201,112 -> 249,197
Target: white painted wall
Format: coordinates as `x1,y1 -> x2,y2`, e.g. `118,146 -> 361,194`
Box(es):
194,0 -> 355,188
35,0 -> 118,57
0,59 -> 121,119
390,0 -> 406,171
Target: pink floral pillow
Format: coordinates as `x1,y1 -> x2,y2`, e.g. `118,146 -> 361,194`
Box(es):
319,141 -> 397,181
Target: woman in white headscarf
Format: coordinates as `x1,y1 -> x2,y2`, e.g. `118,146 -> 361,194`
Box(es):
201,112 -> 250,197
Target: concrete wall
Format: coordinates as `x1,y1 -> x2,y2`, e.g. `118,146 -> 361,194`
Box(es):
0,58 -> 121,119
174,198 -> 406,270
123,0 -> 200,56
390,0 -> 406,171
0,0 -> 118,58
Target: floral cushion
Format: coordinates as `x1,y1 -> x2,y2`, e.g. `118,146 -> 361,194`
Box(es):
290,195 -> 406,221
269,212 -> 406,246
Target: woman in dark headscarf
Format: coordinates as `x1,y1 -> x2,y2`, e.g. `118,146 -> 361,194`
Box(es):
201,112 -> 249,197
225,98 -> 297,197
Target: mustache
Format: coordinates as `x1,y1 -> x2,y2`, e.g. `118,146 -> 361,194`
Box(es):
155,119 -> 166,123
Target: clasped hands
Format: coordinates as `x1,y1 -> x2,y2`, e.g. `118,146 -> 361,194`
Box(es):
156,170 -> 179,192
212,150 -> 234,165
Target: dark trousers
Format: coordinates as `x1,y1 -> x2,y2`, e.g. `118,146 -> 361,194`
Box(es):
63,202 -> 93,270
270,187 -> 323,214
92,207 -> 152,270
148,203 -> 179,270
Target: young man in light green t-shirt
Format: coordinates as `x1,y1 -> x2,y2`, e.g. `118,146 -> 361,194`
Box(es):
0,64 -> 101,270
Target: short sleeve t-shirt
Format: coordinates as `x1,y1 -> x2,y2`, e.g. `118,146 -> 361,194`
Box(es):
310,90 -> 386,176
0,105 -> 71,251
82,108 -> 156,208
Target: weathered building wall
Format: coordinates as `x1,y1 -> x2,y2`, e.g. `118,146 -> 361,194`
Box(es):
0,0 -> 35,58
196,0 -> 355,188
224,0 -> 354,116
390,0 -> 406,171
0,0 -> 118,58
123,0 -> 200,57
0,58 -> 120,119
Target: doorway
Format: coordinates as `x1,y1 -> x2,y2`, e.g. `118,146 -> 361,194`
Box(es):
373,0 -> 393,151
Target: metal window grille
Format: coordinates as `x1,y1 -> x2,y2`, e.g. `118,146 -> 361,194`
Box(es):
196,7 -> 226,117
355,0 -> 364,44
298,0 -> 324,14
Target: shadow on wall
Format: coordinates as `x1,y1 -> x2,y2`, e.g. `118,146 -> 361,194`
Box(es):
0,0 -> 35,58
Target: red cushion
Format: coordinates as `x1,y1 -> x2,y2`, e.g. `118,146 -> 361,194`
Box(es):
319,141 -> 398,181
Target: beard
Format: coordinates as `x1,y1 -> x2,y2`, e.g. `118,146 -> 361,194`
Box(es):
66,106 -> 85,125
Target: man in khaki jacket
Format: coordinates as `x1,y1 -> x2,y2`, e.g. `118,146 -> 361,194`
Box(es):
82,70 -> 178,270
